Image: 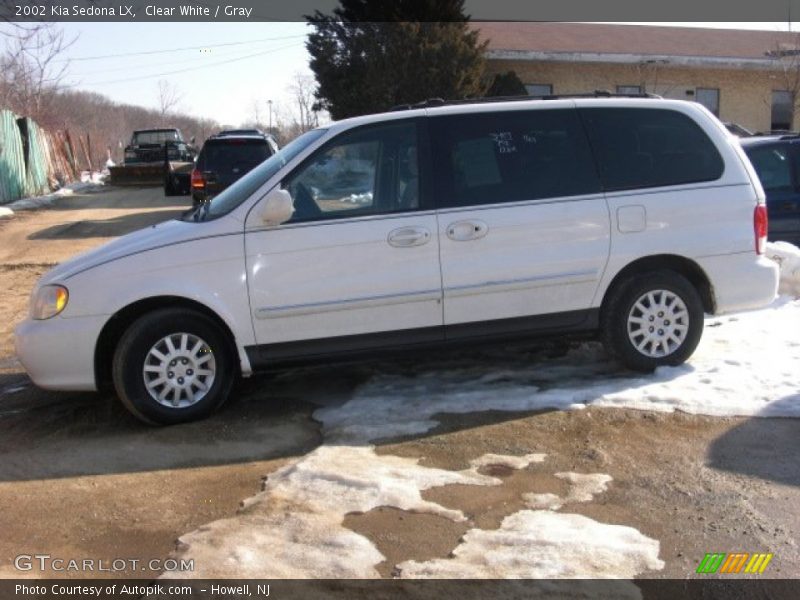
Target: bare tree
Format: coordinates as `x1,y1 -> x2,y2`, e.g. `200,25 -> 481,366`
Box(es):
156,80 -> 183,125
287,72 -> 319,132
765,36 -> 800,131
249,97 -> 264,129
0,23 -> 77,124
622,59 -> 678,98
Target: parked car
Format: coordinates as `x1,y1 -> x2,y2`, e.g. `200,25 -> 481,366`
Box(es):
191,131 -> 279,206
15,96 -> 779,424
123,128 -> 195,164
740,135 -> 800,246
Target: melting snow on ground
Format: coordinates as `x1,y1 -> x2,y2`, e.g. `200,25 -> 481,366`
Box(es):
5,174 -> 107,212
171,248 -> 799,581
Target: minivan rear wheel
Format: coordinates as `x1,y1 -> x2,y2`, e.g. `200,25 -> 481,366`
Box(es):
112,308 -> 236,424
602,271 -> 704,371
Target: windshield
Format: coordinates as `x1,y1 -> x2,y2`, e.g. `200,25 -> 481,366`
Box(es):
133,130 -> 179,144
185,128 -> 328,222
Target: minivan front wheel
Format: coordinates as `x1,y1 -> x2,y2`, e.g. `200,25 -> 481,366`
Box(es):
602,271 -> 704,371
112,308 -> 236,424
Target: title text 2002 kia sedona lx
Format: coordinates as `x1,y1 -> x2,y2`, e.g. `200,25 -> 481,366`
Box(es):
15,97 -> 779,424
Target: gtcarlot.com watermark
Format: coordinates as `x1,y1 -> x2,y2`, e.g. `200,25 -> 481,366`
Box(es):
14,554 -> 194,573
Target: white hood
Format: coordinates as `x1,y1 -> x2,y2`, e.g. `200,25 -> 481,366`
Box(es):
39,217 -> 239,285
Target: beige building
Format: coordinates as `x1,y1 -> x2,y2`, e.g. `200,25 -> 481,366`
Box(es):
477,22 -> 800,133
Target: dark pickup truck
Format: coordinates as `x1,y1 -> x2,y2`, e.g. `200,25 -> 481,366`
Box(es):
123,128 -> 196,164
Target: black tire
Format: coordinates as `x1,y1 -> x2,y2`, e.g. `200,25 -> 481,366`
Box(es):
164,175 -> 177,196
112,308 -> 237,425
601,270 -> 704,372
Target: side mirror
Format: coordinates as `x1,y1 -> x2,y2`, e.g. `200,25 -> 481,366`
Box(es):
259,187 -> 294,226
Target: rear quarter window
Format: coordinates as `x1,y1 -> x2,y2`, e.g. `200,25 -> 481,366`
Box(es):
580,107 -> 724,191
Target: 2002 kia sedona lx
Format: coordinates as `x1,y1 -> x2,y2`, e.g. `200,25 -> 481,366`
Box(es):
15,97 -> 779,424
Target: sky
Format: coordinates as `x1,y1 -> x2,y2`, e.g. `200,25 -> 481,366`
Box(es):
5,21 -> 800,127
55,22 -> 313,127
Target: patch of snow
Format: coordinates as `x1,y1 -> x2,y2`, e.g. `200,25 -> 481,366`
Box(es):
524,492 -> 564,511
397,511 -> 664,579
7,179 -> 106,211
555,472 -> 613,503
767,241 -> 800,297
470,453 -> 546,470
80,170 -> 108,185
0,207 -> 13,219
241,446 -> 498,522
175,512 -> 385,578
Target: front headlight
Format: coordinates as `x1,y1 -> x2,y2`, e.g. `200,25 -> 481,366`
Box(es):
30,285 -> 69,320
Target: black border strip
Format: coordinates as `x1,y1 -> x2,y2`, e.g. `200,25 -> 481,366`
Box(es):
2,0 -> 800,22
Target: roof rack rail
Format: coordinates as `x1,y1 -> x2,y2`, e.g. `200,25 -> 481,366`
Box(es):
390,90 -> 662,111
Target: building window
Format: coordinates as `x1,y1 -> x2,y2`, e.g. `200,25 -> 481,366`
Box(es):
772,90 -> 794,131
525,84 -> 553,97
695,88 -> 720,116
616,85 -> 642,95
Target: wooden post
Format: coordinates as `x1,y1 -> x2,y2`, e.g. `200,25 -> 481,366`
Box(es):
86,133 -> 93,171
78,134 -> 92,172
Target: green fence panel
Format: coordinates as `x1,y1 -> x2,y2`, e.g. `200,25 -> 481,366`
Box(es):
22,117 -> 51,197
0,109 -> 27,205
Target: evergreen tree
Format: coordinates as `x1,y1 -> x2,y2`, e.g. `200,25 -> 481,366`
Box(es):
485,71 -> 528,97
306,0 -> 487,119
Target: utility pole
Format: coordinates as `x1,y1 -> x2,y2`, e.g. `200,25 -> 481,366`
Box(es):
267,99 -> 273,134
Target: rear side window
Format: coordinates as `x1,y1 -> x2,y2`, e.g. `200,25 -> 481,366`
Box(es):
746,145 -> 794,192
581,108 -> 724,191
430,109 -> 601,208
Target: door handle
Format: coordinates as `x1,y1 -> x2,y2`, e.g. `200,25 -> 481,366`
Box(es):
388,226 -> 432,248
447,219 -> 488,241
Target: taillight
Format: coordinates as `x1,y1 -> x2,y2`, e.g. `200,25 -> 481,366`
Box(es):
754,204 -> 768,255
191,168 -> 205,189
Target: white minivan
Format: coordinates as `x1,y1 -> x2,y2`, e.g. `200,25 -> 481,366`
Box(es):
15,97 -> 779,424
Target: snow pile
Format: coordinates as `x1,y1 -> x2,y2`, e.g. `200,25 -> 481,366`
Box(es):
767,241 -> 800,297
7,179 -> 105,210
343,191 -> 373,204
80,170 -> 107,185
397,511 -> 663,579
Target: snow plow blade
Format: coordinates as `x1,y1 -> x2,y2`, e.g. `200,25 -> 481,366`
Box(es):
108,164 -> 165,186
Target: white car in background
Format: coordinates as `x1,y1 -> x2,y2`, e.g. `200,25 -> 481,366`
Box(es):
15,96 -> 779,424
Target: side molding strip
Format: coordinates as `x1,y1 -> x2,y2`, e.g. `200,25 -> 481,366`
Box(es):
255,289 -> 442,319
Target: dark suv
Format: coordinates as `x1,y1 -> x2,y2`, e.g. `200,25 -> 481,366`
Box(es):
191,131 -> 279,205
741,135 -> 800,245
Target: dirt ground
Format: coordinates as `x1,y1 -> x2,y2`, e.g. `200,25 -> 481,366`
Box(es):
0,186 -> 798,581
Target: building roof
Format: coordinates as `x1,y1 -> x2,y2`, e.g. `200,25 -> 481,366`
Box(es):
476,22 -> 799,66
